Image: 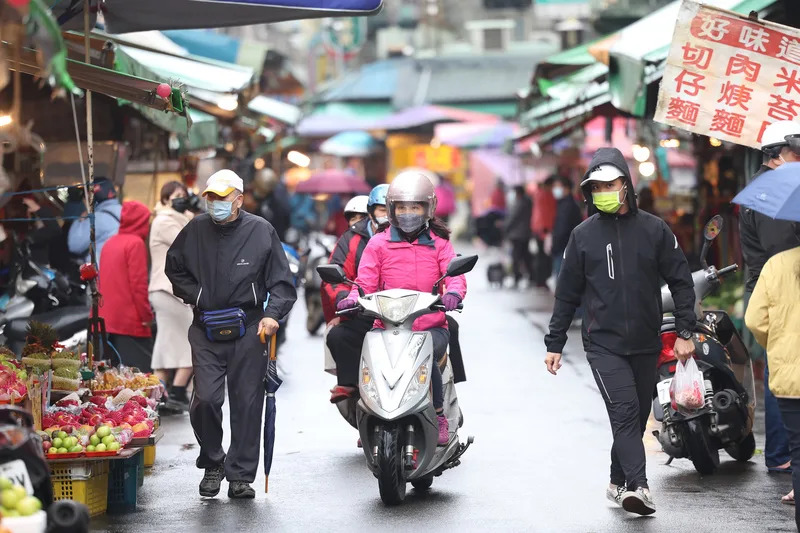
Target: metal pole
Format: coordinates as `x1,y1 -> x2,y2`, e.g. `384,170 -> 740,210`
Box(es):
84,0 -> 100,367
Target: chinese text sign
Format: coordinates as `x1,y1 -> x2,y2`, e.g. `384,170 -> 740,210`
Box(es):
655,0 -> 800,148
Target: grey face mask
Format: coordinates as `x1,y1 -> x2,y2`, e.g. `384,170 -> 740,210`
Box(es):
396,213 -> 426,234
374,216 -> 389,226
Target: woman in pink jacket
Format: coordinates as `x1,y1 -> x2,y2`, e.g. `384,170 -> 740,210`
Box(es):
337,169 -> 467,446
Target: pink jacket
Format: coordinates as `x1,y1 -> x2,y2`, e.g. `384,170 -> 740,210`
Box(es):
348,228 -> 467,331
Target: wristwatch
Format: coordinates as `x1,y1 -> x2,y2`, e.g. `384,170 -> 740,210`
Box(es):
677,329 -> 693,340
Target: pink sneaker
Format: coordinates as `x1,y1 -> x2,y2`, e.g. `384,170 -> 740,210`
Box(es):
437,415 -> 449,446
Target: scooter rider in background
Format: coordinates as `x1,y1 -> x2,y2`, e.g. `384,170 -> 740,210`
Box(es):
739,120 -> 800,482
543,147 -> 696,516
325,185 -> 390,403
343,196 -> 369,227
336,170 -> 467,446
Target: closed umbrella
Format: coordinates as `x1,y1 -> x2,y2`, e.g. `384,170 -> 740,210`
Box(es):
732,162 -> 800,222
295,170 -> 371,195
261,332 -> 281,493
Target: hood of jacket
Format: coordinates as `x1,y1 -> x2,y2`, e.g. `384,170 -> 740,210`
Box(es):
119,201 -> 152,240
581,147 -> 638,216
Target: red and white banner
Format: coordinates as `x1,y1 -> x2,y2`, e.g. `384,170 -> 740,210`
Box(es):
655,0 -> 800,148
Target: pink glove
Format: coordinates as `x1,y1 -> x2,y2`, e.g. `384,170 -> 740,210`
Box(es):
441,293 -> 461,312
337,298 -> 357,311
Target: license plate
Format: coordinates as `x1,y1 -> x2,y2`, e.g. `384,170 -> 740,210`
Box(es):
0,460 -> 34,495
656,379 -> 673,405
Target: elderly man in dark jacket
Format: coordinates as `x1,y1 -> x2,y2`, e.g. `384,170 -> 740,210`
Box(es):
505,185 -> 534,287
166,169 -> 297,500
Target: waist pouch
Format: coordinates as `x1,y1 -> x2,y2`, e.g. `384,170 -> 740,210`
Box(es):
200,308 -> 247,342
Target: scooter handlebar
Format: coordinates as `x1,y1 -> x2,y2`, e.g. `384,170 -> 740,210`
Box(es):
335,307 -> 361,317
431,303 -> 464,312
716,264 -> 738,277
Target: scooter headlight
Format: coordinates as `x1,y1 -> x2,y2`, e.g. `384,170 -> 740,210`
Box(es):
376,294 -> 418,324
401,357 -> 431,406
360,363 -> 380,407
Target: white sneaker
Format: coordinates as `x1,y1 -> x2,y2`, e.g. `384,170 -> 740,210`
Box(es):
622,487 -> 656,515
606,484 -> 625,507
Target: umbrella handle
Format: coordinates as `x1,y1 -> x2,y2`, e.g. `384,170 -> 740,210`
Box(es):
265,476 -> 269,494
260,331 -> 278,361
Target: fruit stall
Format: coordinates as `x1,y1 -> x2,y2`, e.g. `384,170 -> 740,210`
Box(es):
0,322 -> 166,526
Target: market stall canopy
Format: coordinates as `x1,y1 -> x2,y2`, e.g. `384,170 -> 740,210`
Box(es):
607,0 -> 780,115
370,105 -> 500,131
435,122 -> 520,149
319,131 -> 379,157
97,0 -> 383,33
248,95 -> 301,126
296,102 -> 394,137
163,30 -> 270,73
295,169 -> 371,194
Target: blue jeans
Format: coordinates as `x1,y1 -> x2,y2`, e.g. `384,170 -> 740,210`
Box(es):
766,358 -> 791,468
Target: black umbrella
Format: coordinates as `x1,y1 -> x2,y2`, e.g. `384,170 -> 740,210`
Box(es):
262,332 -> 281,493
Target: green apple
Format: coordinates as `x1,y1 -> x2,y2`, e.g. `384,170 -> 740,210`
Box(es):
70,445 -> 83,453
57,448 -> 68,454
12,485 -> 25,500
95,443 -> 106,452
47,448 -> 58,456
0,477 -> 12,491
108,442 -> 121,452
89,435 -> 100,446
52,438 -> 63,449
86,445 -> 95,452
57,431 -> 68,440
102,435 -> 115,446
16,495 -> 41,516
0,488 -> 20,510
96,426 -> 111,439
3,509 -> 19,517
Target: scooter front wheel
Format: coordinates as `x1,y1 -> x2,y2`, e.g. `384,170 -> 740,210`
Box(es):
376,425 -> 406,505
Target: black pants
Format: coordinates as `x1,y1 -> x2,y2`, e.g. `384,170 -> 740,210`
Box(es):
189,324 -> 266,483
778,398 -> 800,532
446,316 -> 466,383
588,351 -> 658,491
327,321 -> 448,409
108,334 -> 153,373
510,239 -> 534,283
327,316 -> 374,387
534,237 -> 552,286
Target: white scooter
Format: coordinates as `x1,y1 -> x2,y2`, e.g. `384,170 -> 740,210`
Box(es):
317,255 -> 477,505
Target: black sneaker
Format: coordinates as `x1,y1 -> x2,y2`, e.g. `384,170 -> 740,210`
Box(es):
164,397 -> 191,413
228,481 -> 256,499
199,465 -> 225,497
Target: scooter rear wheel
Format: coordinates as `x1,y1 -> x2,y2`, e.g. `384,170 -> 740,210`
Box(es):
376,425 -> 406,505
305,292 -> 325,335
725,432 -> 756,462
411,476 -> 433,491
686,418 -> 720,475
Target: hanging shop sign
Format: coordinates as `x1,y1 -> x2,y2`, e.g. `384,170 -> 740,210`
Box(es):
655,0 -> 800,149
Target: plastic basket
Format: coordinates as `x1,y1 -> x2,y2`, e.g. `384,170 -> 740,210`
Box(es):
50,460 -> 109,517
143,445 -> 156,468
107,455 -> 139,513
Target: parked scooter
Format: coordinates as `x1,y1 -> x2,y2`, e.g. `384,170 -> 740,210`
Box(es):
302,232 -> 336,335
317,255 -> 477,505
653,215 -> 755,475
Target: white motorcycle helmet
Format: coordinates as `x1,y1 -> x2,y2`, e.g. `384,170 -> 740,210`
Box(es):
344,195 -> 369,219
386,168 -> 438,234
761,120 -> 800,159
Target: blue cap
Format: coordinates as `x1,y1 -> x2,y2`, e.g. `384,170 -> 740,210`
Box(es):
368,184 -> 389,208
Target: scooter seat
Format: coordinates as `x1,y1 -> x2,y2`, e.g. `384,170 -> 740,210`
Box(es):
5,306 -> 90,342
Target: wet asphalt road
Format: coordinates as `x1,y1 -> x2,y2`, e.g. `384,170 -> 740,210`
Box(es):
90,253 -> 796,533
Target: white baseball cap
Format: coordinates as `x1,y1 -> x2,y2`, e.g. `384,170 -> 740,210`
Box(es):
580,164 -> 626,187
203,169 -> 244,197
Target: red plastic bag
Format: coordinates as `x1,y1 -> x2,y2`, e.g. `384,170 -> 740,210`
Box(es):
669,357 -> 705,414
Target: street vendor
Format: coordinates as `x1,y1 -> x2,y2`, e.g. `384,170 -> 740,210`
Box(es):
165,169 -> 297,500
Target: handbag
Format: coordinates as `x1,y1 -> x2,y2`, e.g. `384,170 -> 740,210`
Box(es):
200,308 -> 247,342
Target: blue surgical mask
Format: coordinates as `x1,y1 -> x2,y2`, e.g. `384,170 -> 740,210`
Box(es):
552,187 -> 566,200
209,200 -> 233,222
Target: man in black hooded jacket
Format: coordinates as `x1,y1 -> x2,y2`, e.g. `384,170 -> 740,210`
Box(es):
543,147 -> 696,516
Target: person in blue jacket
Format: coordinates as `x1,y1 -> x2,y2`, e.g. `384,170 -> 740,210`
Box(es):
67,178 -> 122,268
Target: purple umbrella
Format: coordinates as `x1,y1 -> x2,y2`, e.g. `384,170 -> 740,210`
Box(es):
295,170 -> 371,194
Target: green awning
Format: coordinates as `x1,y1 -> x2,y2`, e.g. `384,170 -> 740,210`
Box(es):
444,101 -> 518,118
247,95 -> 301,126
608,0 -> 780,116
179,109 -> 218,151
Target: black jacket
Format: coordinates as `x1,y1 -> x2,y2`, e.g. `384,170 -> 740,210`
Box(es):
545,148 -> 695,356
165,211 -> 297,323
739,165 -> 800,292
551,196 -> 583,258
504,195 -> 533,241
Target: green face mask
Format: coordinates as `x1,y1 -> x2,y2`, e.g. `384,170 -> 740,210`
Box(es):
592,187 -> 626,214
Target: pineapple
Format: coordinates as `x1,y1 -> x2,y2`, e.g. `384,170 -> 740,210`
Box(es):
22,321 -> 58,357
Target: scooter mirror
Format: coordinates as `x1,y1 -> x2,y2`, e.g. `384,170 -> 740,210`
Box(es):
703,215 -> 724,242
446,255 -> 479,278
316,264 -> 347,284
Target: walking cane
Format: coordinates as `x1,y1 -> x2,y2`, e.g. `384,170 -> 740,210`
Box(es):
260,330 -> 280,494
